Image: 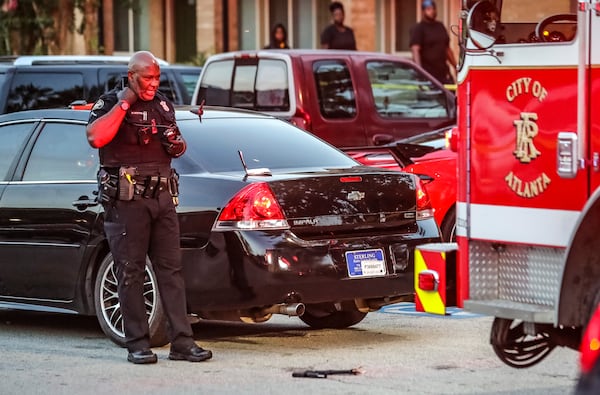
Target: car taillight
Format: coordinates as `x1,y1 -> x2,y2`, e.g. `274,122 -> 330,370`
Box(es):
448,126 -> 458,152
213,182 -> 290,231
416,178 -> 434,220
290,108 -> 311,131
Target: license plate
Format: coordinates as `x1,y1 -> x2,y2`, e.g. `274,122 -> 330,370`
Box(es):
345,249 -> 386,278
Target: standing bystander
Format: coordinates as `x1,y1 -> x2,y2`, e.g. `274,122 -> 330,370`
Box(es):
409,0 -> 457,84
320,1 -> 357,50
86,51 -> 213,365
264,23 -> 290,49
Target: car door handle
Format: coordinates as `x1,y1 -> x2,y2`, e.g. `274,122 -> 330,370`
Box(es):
72,195 -> 99,210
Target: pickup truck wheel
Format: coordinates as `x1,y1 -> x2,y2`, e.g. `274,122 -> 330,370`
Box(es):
299,303 -> 367,329
94,253 -> 169,348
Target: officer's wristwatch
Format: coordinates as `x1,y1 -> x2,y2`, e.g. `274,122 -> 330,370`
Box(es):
119,100 -> 130,111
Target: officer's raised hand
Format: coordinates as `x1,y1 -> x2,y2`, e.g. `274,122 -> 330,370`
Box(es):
117,86 -> 138,106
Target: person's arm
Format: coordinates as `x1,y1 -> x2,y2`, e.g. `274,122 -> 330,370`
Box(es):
409,24 -> 422,66
320,26 -> 330,49
411,44 -> 422,66
86,86 -> 137,148
446,46 -> 457,69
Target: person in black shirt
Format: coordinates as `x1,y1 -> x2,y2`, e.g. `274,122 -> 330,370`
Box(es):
409,0 -> 457,84
264,23 -> 290,49
320,1 -> 356,50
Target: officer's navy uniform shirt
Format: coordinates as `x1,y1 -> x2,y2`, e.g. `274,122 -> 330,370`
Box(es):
88,89 -> 175,171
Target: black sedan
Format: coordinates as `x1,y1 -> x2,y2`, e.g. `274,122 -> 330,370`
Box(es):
0,107 -> 440,346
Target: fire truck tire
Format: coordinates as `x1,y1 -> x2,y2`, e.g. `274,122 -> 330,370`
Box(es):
440,207 -> 456,242
299,302 -> 367,329
490,317 -> 556,368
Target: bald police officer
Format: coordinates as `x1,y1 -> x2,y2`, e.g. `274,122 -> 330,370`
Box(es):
87,51 -> 212,364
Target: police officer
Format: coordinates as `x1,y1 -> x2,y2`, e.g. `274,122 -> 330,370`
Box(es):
86,51 -> 212,364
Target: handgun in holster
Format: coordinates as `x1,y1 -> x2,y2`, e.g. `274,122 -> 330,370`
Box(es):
118,166 -> 137,201
168,170 -> 180,206
96,168 -> 117,203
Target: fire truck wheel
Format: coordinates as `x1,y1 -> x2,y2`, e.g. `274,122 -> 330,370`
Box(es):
299,302 -> 367,329
440,207 -> 456,242
490,317 -> 556,368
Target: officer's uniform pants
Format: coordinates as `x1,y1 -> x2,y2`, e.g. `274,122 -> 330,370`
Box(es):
103,190 -> 194,352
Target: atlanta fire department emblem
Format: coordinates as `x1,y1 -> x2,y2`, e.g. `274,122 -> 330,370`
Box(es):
513,112 -> 541,163
503,78 -> 551,198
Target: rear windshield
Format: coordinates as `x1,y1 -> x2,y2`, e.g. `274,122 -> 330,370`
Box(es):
197,58 -> 290,111
174,116 -> 357,174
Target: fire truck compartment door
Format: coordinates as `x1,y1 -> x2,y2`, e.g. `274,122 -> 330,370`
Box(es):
589,5 -> 600,193
414,243 -> 457,315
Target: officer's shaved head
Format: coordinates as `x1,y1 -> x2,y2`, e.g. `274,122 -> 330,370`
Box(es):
129,51 -> 159,72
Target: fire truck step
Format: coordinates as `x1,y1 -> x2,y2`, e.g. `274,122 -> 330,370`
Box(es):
464,299 -> 553,323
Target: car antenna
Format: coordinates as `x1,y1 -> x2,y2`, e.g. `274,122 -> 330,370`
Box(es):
238,150 -> 272,178
197,99 -> 205,122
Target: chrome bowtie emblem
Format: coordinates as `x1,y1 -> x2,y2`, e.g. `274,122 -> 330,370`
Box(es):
347,191 -> 365,201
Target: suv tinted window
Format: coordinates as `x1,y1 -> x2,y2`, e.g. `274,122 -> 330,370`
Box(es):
367,61 -> 448,119
0,122 -> 33,181
199,59 -> 289,111
313,61 -> 357,119
23,122 -> 97,181
7,72 -> 84,113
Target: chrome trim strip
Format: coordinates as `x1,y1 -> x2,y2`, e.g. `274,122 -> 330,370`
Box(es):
0,241 -> 80,248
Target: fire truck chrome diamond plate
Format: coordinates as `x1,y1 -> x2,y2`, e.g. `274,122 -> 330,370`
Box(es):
469,241 -> 564,307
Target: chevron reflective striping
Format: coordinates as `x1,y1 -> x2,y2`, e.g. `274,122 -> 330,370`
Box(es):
414,248 -> 446,315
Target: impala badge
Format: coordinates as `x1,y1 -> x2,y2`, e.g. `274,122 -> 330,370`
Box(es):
347,191 -> 365,201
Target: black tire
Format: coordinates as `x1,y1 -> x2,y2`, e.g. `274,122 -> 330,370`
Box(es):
440,206 -> 456,242
299,303 -> 367,329
93,253 -> 169,347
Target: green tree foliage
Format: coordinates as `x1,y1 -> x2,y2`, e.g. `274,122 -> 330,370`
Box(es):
0,0 -> 98,55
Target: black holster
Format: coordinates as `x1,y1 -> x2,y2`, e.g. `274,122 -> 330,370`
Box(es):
96,168 -> 118,203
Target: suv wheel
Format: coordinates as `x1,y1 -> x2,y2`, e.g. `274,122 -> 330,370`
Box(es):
299,303 -> 367,329
94,253 -> 169,347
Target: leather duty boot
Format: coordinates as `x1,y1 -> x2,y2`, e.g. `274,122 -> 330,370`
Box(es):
127,348 -> 158,364
168,344 -> 212,362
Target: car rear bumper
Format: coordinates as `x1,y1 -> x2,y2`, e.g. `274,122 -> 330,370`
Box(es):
182,218 -> 440,311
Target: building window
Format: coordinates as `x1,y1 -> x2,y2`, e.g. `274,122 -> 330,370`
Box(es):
113,0 -> 151,53
394,0 -> 418,52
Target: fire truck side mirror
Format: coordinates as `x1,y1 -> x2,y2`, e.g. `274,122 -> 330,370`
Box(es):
557,132 -> 579,179
466,0 -> 499,50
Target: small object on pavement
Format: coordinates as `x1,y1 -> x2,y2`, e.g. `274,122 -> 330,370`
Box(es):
292,368 -> 361,378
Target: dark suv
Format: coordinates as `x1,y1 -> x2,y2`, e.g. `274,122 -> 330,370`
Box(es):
192,50 -> 455,147
0,55 -> 201,114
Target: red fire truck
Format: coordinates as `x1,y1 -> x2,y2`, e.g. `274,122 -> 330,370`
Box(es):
432,0 -> 599,368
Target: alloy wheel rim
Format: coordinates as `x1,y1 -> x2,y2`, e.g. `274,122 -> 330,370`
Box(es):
100,260 -> 158,339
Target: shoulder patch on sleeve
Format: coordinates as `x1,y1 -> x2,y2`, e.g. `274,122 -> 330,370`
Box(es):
92,99 -> 104,111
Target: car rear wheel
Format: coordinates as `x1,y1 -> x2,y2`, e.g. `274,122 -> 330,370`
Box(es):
299,302 -> 367,329
94,253 -> 169,347
441,206 -> 457,242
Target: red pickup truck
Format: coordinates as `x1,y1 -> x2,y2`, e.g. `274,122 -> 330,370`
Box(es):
192,50 -> 455,147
